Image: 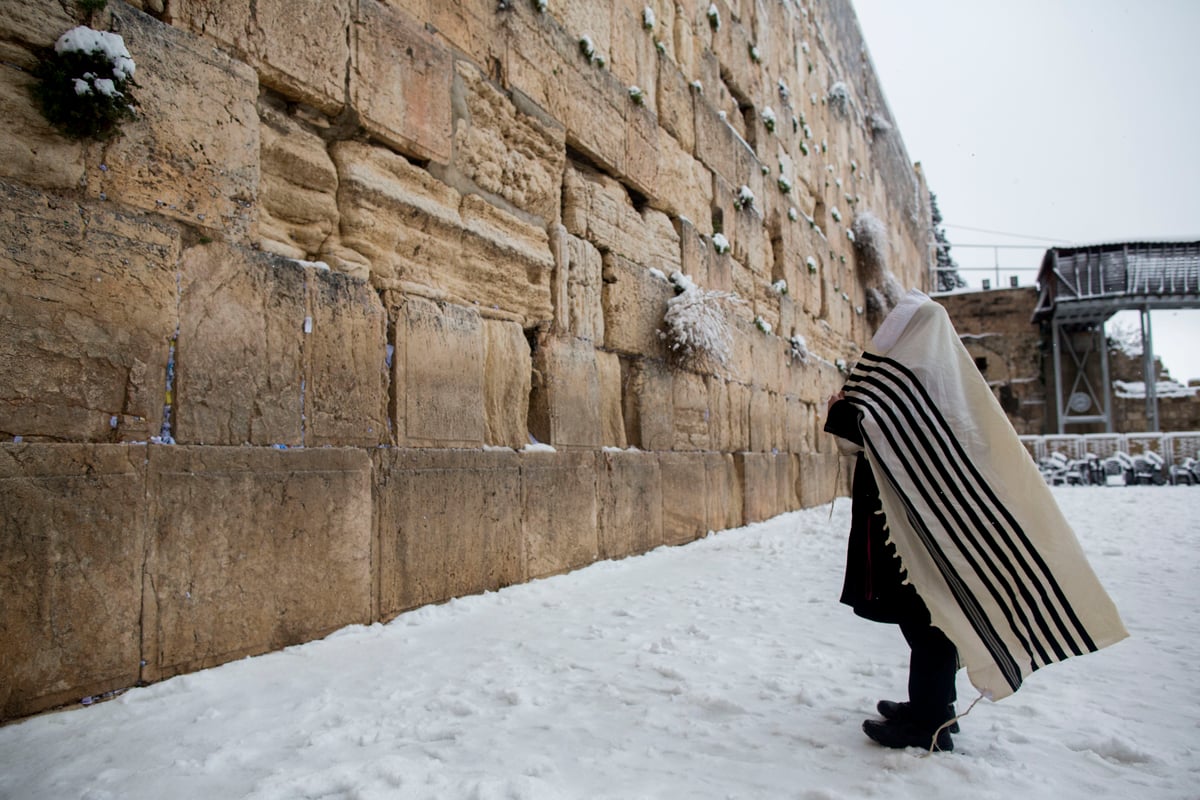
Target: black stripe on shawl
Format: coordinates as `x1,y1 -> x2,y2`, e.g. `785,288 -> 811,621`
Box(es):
855,404 -> 1025,693
856,352 -> 1097,656
845,374 -> 1052,670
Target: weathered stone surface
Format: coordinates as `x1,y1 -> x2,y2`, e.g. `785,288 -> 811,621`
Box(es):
483,318 -> 531,448
726,380 -> 752,452
0,181 -> 179,443
142,446 -> 372,682
375,448 -> 523,617
672,369 -> 710,450
0,0 -> 76,53
622,358 -> 674,451
451,60 -> 564,224
597,350 -> 627,448
0,60 -> 84,191
651,125 -> 713,236
328,140 -> 553,325
738,451 -> 778,524
97,4 -> 259,240
304,269 -> 389,447
0,444 -> 146,720
171,0 -> 351,114
258,102 -> 341,263
522,449 -> 598,579
552,230 -> 604,343
601,252 -> 671,359
796,452 -> 842,508
596,449 -> 662,560
657,53 -> 695,153
175,243 -> 305,447
660,452 -> 708,545
353,0 -> 453,164
395,296 -> 485,448
610,0 -> 658,111
705,452 -> 743,532
694,92 -> 763,205
529,336 -> 601,448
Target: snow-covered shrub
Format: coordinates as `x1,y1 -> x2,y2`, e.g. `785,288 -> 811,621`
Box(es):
712,232 -> 730,254
661,272 -> 741,369
827,81 -> 851,115
830,206 -> 842,223
690,79 -> 703,93
799,141 -> 809,157
777,176 -> 792,194
734,185 -> 755,211
788,334 -> 809,365
35,25 -> 138,140
642,6 -> 656,29
749,44 -> 761,63
579,35 -> 596,61
868,112 -> 892,135
761,106 -> 776,132
535,0 -> 548,12
629,85 -> 645,105
788,207 -> 798,222
806,256 -> 818,273
707,3 -> 721,30
778,80 -> 791,103
771,279 -> 788,295
754,315 -> 772,334
851,210 -> 888,278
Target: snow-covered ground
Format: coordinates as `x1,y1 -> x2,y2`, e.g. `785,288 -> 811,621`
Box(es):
2,487 -> 1197,799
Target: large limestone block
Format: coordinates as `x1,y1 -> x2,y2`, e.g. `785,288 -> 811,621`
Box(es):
0,181 -> 179,443
175,243 -> 306,447
601,253 -> 671,359
596,449 -> 662,560
375,448 -> 523,617
657,55 -> 696,154
97,4 -> 259,239
705,452 -> 743,532
551,229 -> 604,343
451,61 -> 564,224
738,451 -> 778,524
505,1 -> 626,173
522,449 -> 599,579
0,0 -> 76,52
705,376 -> 731,452
0,60 -> 85,191
328,141 -> 553,325
529,336 -> 601,448
483,319 -> 531,449
353,0 -> 453,164
142,446 -> 373,682
395,296 -> 485,448
778,452 -> 799,512
621,358 -> 674,451
694,92 -> 762,202
659,452 -> 708,545
171,0 -> 351,114
425,0 -> 504,69
672,370 -> 710,451
796,452 -> 842,508
563,164 -> 681,274
304,269 -> 389,447
624,100 -> 660,202
748,388 -> 783,453
596,350 -> 627,448
0,444 -> 146,721
652,126 -> 713,236
258,102 -> 341,262
610,1 -> 660,111
726,380 -> 752,452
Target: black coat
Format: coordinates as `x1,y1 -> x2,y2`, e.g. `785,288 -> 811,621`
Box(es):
824,399 -> 928,626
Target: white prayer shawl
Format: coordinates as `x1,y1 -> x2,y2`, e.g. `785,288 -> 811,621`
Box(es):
844,290 -> 1128,700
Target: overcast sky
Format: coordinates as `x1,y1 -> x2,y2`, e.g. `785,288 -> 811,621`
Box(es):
851,0 -> 1200,383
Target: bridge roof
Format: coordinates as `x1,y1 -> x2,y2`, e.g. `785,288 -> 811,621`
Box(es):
1033,240 -> 1200,326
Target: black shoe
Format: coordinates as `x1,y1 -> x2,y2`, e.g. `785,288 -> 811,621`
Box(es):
876,699 -> 960,733
863,718 -> 954,752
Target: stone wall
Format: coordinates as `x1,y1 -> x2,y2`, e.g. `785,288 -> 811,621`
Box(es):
0,0 -> 932,719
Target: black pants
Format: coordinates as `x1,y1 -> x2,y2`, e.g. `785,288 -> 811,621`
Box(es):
898,617 -> 958,721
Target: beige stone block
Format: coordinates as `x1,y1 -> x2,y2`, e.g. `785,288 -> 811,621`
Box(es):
657,55 -> 696,154
705,452 -> 743,531
779,452 -> 799,512
353,0 -> 454,164
451,61 -> 565,224
427,0 -> 503,68
258,102 -> 340,261
175,243 -> 305,446
483,319 -> 532,448
597,350 -> 628,448
0,444 -> 146,720
783,396 -> 813,454
610,0 -> 659,109
749,388 -> 778,453
705,376 -> 730,451
395,296 -> 485,447
694,92 -> 762,200
171,0 -> 351,114
505,6 -> 627,175
596,449 -> 662,560
142,446 -> 373,682
750,328 -> 785,394
529,336 -> 601,448
660,452 -> 707,545
652,125 -> 713,236
522,449 -> 599,579
738,451 -> 778,524
0,0 -> 75,52
678,216 -> 714,288
328,141 -> 553,325
551,229 -> 604,342
601,252 -> 671,359
727,380 -> 752,452
673,370 -> 711,450
796,452 -> 842,508
709,1 -> 756,103
0,61 -> 85,191
0,181 -> 179,443
96,4 -> 259,239
375,448 -> 524,617
622,358 -> 674,451
624,101 -> 660,201
304,269 -> 389,447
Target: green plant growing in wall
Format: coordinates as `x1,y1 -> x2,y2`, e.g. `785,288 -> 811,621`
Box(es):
707,3 -> 720,31
34,25 -> 138,140
628,85 -> 645,105
643,6 -> 655,30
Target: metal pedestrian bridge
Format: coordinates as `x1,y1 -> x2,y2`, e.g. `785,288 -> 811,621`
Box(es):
1032,241 -> 1200,433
